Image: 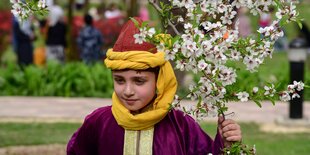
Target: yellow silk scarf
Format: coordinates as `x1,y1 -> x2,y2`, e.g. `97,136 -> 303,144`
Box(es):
105,49 -> 177,130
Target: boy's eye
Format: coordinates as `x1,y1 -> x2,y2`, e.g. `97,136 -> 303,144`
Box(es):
135,79 -> 146,85
114,78 -> 125,84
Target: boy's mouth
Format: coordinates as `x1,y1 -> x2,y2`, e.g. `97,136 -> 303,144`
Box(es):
123,99 -> 138,105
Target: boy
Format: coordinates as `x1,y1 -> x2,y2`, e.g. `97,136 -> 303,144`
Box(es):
67,18 -> 241,155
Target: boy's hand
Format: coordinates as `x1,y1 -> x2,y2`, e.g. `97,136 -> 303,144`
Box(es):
218,115 -> 242,147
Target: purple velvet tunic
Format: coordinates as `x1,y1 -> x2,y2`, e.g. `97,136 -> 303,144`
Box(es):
67,106 -> 224,155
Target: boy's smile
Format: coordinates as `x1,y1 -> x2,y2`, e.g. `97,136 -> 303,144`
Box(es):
112,70 -> 156,112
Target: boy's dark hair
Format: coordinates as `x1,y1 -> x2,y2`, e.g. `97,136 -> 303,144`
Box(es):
142,67 -> 160,79
84,14 -> 93,26
112,67 -> 160,79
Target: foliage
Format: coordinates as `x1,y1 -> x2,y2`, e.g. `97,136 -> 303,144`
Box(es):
0,62 -> 114,97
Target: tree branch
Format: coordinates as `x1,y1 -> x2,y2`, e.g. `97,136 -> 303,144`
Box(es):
148,0 -> 181,35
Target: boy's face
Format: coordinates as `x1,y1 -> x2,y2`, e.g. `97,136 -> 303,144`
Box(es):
112,70 -> 156,112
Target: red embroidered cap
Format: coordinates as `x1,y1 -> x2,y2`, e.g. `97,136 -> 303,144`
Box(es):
112,17 -> 157,53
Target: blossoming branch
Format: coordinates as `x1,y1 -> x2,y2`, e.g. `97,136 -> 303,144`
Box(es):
10,0 -> 48,21
133,0 -> 304,118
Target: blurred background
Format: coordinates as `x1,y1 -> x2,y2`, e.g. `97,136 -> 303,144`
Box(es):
0,0 -> 310,155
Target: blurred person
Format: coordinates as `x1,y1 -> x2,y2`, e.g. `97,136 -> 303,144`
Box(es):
89,7 -> 101,21
259,7 -> 274,28
259,12 -> 271,28
138,4 -> 150,21
13,15 -> 35,66
46,5 -> 67,63
237,7 -> 252,37
104,3 -> 123,19
75,0 -> 85,10
46,0 -> 54,9
77,14 -> 104,64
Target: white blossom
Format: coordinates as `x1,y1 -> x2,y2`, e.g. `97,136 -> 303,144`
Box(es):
147,28 -> 156,37
201,40 -> 212,51
207,105 -> 218,117
184,23 -> 193,30
253,87 -> 259,93
217,4 -> 227,13
264,84 -> 276,97
171,0 -> 183,7
176,60 -> 187,71
280,91 -> 291,101
165,49 -> 176,60
218,66 -> 236,86
293,81 -> 304,91
236,92 -> 249,102
37,0 -> 46,9
187,84 -> 199,100
292,92 -> 300,99
287,84 -> 295,93
253,144 -> 256,154
156,43 -> 165,52
177,17 -> 184,22
10,0 -> 20,3
230,50 -> 241,60
11,3 -> 22,17
197,59 -> 208,71
133,33 -> 146,44
243,56 -> 260,72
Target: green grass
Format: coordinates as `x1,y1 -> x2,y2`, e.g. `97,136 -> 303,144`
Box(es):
1,122 -> 310,155
201,122 -> 310,155
0,122 -> 81,147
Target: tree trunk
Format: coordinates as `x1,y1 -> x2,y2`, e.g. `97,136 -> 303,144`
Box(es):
127,0 -> 138,18
66,0 -> 76,61
84,0 -> 90,14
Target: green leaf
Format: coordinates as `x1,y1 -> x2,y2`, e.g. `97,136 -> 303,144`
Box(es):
197,96 -> 202,108
200,108 -> 207,113
297,20 -> 303,29
141,21 -> 149,28
254,100 -> 262,108
130,17 -> 140,27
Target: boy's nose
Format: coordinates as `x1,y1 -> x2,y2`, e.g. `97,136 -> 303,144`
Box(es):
124,84 -> 134,97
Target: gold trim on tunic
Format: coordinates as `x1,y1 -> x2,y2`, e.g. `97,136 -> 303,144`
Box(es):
124,127 -> 154,155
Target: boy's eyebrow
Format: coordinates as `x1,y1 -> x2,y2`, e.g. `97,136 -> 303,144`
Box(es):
112,75 -> 124,78
132,76 -> 148,79
112,74 -> 148,79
